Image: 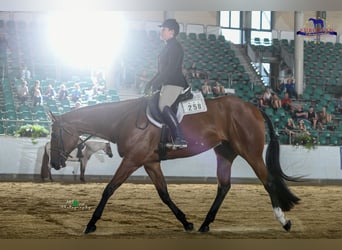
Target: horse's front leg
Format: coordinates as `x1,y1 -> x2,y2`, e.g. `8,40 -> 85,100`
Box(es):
144,163 -> 194,231
79,158 -> 86,182
198,148 -> 233,232
84,158 -> 139,234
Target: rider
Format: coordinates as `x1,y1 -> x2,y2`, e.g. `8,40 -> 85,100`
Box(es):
144,18 -> 189,149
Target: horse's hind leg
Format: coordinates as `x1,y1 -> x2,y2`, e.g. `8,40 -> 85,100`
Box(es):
144,163 -> 194,231
247,157 -> 292,231
198,143 -> 235,233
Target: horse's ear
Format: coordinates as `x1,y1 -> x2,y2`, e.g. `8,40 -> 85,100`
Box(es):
48,111 -> 57,122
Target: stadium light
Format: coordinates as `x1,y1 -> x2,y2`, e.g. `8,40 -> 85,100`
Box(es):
46,11 -> 126,69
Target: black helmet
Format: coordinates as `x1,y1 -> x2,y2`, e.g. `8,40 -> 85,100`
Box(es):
159,19 -> 180,36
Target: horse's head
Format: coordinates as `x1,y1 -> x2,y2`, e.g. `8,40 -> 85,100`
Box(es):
104,142 -> 113,158
48,112 -> 81,170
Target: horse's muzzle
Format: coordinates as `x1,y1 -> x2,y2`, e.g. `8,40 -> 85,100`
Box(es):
50,159 -> 66,170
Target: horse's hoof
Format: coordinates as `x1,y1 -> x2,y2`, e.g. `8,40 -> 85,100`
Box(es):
184,223 -> 194,231
283,220 -> 291,232
83,224 -> 96,234
198,225 -> 209,233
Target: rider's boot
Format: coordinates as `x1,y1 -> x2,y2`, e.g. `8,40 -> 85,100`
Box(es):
162,106 -> 188,149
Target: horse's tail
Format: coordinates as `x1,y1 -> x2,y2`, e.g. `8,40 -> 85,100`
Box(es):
260,109 -> 300,211
40,144 -> 50,179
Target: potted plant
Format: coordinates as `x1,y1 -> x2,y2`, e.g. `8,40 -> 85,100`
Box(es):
16,124 -> 49,144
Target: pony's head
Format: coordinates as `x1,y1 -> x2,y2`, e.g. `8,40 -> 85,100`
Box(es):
104,142 -> 113,158
48,112 -> 80,170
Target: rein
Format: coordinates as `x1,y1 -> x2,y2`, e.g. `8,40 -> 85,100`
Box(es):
77,134 -> 93,148
52,120 -> 93,160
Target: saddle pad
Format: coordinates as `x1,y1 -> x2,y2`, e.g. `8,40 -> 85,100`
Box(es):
176,91 -> 207,122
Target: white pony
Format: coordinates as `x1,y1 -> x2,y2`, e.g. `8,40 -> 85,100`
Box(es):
41,138 -> 113,182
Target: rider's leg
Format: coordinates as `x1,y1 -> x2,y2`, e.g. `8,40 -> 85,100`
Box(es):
162,106 -> 187,148
159,85 -> 187,148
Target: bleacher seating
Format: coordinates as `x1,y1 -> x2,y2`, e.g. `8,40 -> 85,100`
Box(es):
0,20 -> 341,145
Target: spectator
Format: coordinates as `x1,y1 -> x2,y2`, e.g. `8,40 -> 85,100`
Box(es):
72,101 -> 82,110
281,92 -> 293,112
277,80 -> 286,94
293,104 -> 308,122
297,119 -> 309,134
20,64 -> 31,81
43,84 -> 56,101
285,117 -> 296,137
32,82 -> 43,106
17,80 -> 29,105
262,86 -> 272,104
58,84 -> 69,102
317,106 -> 332,130
201,80 -> 212,97
30,80 -> 42,100
212,81 -> 225,97
95,70 -> 105,85
71,83 -> 82,103
189,62 -> 197,79
90,79 -> 105,97
190,62 -> 207,79
285,78 -> 298,99
307,106 -> 318,129
335,95 -> 342,114
271,93 -> 282,110
284,117 -> 297,144
259,86 -> 272,108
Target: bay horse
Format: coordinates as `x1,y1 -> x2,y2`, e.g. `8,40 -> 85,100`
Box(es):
48,94 -> 300,234
41,139 -> 113,182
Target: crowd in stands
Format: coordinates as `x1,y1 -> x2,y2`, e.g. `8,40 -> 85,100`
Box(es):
14,70 -> 107,110
255,76 -> 340,145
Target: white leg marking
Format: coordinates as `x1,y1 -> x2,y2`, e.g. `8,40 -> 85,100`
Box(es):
273,207 -> 287,226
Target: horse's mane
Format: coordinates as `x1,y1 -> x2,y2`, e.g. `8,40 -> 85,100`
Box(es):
61,97 -> 147,120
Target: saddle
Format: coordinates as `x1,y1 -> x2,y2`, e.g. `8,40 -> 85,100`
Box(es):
147,86 -> 193,124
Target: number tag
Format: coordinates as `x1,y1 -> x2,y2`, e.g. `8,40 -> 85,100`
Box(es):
180,92 -> 207,115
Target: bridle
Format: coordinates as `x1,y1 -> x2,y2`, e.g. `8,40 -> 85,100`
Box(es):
51,121 -> 93,163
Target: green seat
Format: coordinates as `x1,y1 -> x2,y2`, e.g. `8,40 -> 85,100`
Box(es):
329,136 -> 339,146
96,94 -> 107,103
111,95 -> 120,102
5,111 -> 17,120
188,33 -> 197,40
32,105 -> 45,113
318,135 -> 327,145
254,37 -> 261,45
35,111 -> 48,121
0,123 -> 4,134
18,105 -> 31,113
279,134 -> 289,144
208,34 -> 216,41
198,33 -> 207,41
107,89 -> 118,96
19,111 -> 33,120
87,100 -> 97,106
178,32 -> 187,40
